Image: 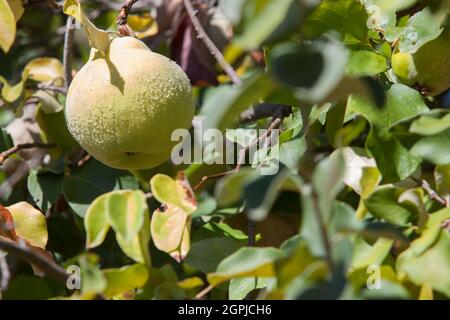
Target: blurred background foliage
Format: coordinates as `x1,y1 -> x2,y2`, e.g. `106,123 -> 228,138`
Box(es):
0,0 -> 450,300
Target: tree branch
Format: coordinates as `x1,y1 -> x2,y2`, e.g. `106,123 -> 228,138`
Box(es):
193,114 -> 286,191
414,178 -> 448,207
63,16 -> 75,91
28,83 -> 67,94
183,0 -> 241,85
311,188 -> 334,272
240,103 -> 292,124
117,0 -> 139,36
0,238 -> 68,284
0,255 -> 10,291
0,143 -> 56,165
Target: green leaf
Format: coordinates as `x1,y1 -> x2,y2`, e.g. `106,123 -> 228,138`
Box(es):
107,190 -> 146,243
347,84 -> 429,129
411,130 -> 450,165
84,190 -> 151,265
27,169 -> 63,213
234,0 -> 303,49
364,187 -> 417,226
303,0 -> 369,44
398,8 -> 444,54
244,168 -> 295,221
0,76 -> 24,104
7,202 -> 48,249
0,0 -> 16,52
345,50 -> 387,77
269,38 -> 348,103
151,207 -> 187,253
229,277 -> 270,300
207,247 -> 285,286
366,127 -> 422,182
62,159 -> 138,217
397,208 -> 450,296
33,90 -> 63,113
410,113 -> 450,136
369,0 -> 418,14
150,174 -> 196,214
351,236 -> 394,270
84,193 -> 110,249
201,72 -> 275,131
185,237 -> 242,274
313,152 -> 345,221
103,264 -> 148,298
214,168 -> 257,207
23,57 -> 64,83
116,211 -> 151,265
334,147 -> 380,198
63,0 -> 110,54
435,164 -> 450,197
78,254 -> 107,295
150,174 -> 196,261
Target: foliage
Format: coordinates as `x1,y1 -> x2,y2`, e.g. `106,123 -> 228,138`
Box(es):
0,0 -> 449,300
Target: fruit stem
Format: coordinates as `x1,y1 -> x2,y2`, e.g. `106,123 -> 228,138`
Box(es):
129,169 -> 151,192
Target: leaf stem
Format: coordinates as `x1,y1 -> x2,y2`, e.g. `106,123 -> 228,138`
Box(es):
0,143 -> 56,165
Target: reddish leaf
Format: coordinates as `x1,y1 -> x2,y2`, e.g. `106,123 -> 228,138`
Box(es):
171,15 -> 219,86
0,204 -> 18,241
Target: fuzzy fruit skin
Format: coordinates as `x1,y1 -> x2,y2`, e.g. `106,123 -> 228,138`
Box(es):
392,28 -> 450,96
65,37 -> 194,170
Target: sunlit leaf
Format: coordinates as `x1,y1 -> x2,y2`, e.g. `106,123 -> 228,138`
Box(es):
63,0 -> 110,54
103,264 -> 148,298
6,202 -> 48,249
207,247 -> 285,286
0,0 -> 16,52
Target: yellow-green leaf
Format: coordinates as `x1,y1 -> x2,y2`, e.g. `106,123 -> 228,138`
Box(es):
24,57 -> 64,83
150,174 -> 196,214
84,193 -> 110,249
107,190 -> 146,243
151,206 -> 187,253
0,0 -> 16,52
0,76 -> 24,103
103,264 -> 148,298
63,0 -> 110,54
207,247 -> 285,286
7,202 -> 48,249
7,0 -> 24,22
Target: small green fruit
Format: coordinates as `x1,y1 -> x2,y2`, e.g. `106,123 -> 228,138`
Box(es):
391,52 -> 416,84
392,28 -> 450,96
65,37 -> 194,170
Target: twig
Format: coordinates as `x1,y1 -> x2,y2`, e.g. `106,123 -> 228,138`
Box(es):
63,16 -> 75,91
193,115 -> 285,191
311,189 -> 334,272
117,0 -> 139,36
0,238 -> 68,284
0,255 -> 10,291
415,178 -> 448,207
247,220 -> 256,246
183,0 -> 241,85
240,103 -> 292,124
144,192 -> 153,199
28,83 -> 67,94
195,284 -> 213,299
0,143 -> 56,165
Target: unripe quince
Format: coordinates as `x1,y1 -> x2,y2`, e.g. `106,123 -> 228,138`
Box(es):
392,28 -> 450,96
65,36 -> 194,170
